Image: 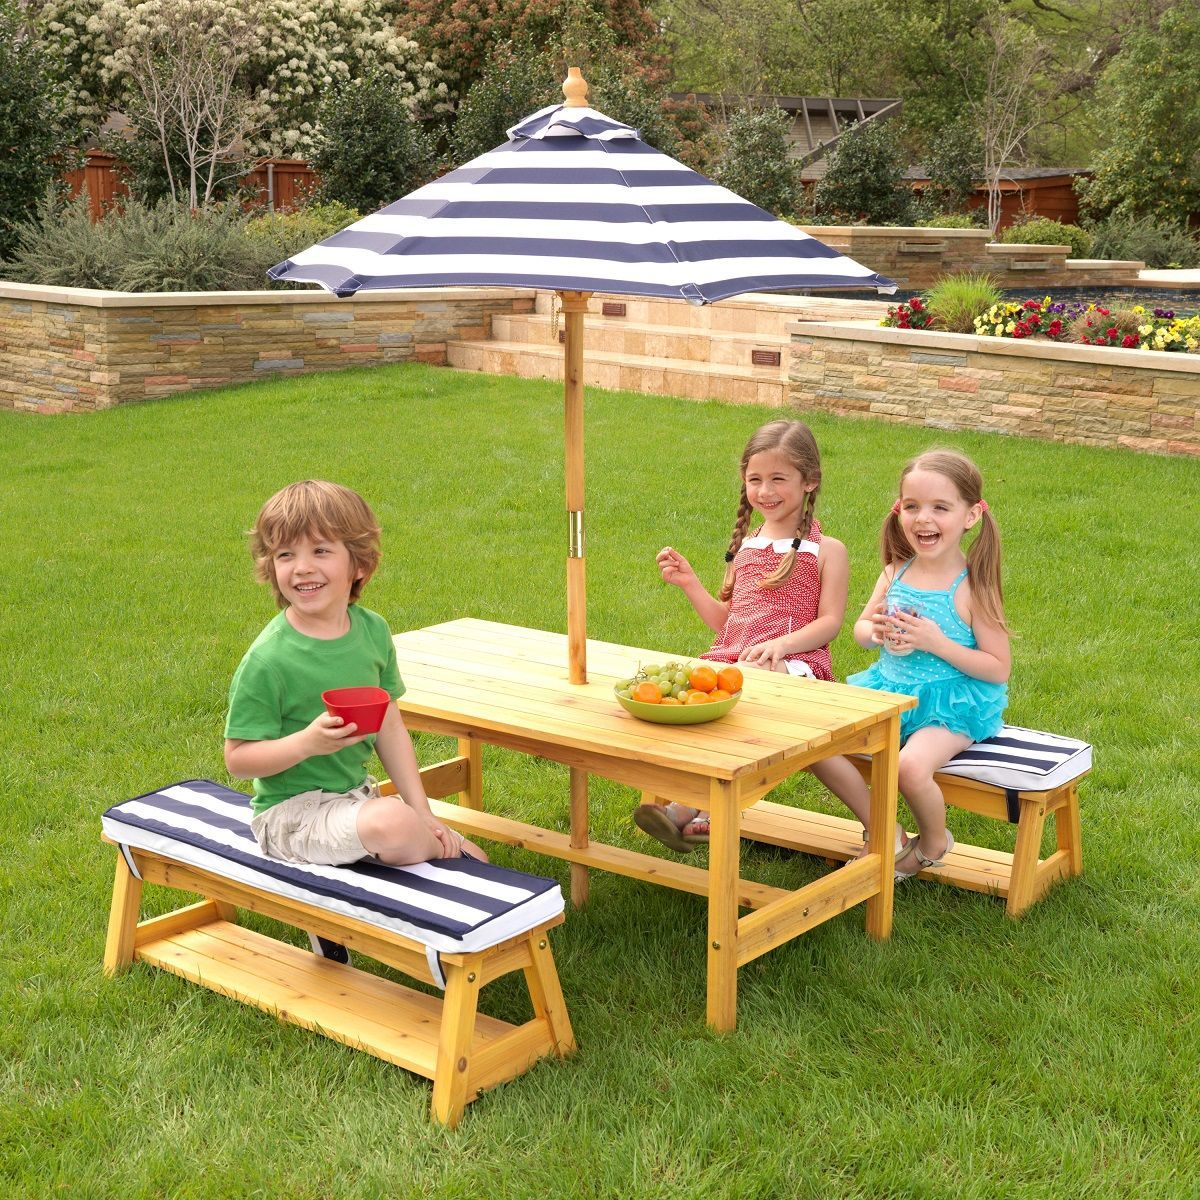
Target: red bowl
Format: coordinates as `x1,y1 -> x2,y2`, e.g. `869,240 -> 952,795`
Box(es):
321,686 -> 391,734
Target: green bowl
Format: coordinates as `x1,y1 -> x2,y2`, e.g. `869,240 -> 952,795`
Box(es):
614,687 -> 743,725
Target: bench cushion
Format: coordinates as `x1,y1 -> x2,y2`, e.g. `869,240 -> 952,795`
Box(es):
102,779 -> 564,954
938,725 -> 1092,792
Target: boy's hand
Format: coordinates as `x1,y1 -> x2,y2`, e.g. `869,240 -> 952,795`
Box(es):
303,711 -> 370,756
657,546 -> 698,589
427,818 -> 466,859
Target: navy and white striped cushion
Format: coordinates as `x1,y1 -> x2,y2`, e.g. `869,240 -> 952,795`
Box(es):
939,726 -> 1092,792
102,780 -> 563,955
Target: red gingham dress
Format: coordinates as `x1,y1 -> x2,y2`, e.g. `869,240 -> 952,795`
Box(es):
700,520 -> 834,681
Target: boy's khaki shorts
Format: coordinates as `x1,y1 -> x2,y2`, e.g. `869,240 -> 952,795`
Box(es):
250,779 -> 379,866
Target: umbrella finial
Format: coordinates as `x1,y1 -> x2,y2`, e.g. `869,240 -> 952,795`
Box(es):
562,67 -> 588,108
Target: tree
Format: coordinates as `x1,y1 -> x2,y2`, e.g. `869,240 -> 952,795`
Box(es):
955,11 -> 1047,234
106,0 -> 262,208
712,105 -> 800,216
813,118 -> 913,224
311,72 -> 436,215
0,0 -> 79,259
1077,4 -> 1200,224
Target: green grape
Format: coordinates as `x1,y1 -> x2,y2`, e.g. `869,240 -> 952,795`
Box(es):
616,678 -> 633,690
617,689 -> 632,700
671,684 -> 686,698
673,670 -> 688,686
643,663 -> 662,676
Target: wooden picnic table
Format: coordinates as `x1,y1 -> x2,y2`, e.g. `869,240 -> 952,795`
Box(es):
393,619 -> 916,1031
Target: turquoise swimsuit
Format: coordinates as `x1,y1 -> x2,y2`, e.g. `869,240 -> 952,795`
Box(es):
847,562 -> 1007,744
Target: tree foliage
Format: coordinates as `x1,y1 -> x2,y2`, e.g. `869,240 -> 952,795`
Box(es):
0,0 -> 80,259
1077,4 -> 1200,224
711,105 -> 800,216
311,71 -> 436,214
813,118 -> 913,224
404,0 -> 663,101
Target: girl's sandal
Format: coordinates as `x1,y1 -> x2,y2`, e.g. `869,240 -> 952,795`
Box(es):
846,827 -> 909,864
894,832 -> 956,882
680,814 -> 710,844
633,804 -> 698,854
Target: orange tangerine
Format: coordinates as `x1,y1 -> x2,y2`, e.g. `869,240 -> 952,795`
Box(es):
632,681 -> 662,704
660,696 -> 682,706
685,691 -> 711,705
716,666 -> 744,693
688,665 -> 718,693
709,689 -> 731,702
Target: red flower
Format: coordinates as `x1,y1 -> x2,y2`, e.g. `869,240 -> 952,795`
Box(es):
1106,327 -> 1118,339
1121,334 -> 1139,348
1048,320 -> 1063,336
909,298 -> 924,311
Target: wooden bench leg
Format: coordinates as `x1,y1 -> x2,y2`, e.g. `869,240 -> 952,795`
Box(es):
1057,782 -> 1084,878
457,736 -> 483,810
431,953 -> 485,1128
523,930 -> 576,1057
103,852 -> 143,976
1007,797 -> 1049,918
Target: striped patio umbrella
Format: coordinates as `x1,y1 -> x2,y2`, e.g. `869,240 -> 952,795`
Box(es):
270,68 -> 895,683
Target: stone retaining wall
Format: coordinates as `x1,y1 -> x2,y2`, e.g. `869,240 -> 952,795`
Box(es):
0,284 -> 536,413
798,226 -> 1144,292
789,321 -> 1200,456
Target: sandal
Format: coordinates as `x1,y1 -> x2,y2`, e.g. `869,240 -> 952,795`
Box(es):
847,827 -> 909,863
894,831 -> 956,881
632,804 -> 708,853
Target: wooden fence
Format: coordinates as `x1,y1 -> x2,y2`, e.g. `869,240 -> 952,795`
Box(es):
62,150 -> 318,219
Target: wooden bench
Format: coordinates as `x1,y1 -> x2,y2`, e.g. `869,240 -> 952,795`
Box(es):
101,776 -> 575,1128
740,726 -> 1089,917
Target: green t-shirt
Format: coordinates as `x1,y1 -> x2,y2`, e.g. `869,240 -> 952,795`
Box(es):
224,605 -> 405,816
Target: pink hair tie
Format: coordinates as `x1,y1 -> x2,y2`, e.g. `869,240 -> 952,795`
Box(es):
979,499 -> 990,513
890,499 -> 901,515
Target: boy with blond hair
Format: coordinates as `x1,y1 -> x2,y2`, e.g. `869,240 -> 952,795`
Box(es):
225,480 -> 483,866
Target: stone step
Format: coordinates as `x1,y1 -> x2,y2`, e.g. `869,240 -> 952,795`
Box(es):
529,289 -> 889,332
490,312 -> 790,369
446,338 -> 788,407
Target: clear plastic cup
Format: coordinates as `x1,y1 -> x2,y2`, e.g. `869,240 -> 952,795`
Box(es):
885,599 -> 921,656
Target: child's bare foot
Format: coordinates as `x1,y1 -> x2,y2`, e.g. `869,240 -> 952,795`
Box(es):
632,802 -> 708,852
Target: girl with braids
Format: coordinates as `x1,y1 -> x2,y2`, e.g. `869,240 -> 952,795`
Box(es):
841,448 -> 1010,880
634,419 -> 863,853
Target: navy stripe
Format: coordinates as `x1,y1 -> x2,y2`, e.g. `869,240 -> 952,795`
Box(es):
370,199 -> 783,224
319,232 -> 844,267
424,167 -> 703,188
971,734 -> 1076,756
947,749 -> 1062,771
269,267 -> 893,303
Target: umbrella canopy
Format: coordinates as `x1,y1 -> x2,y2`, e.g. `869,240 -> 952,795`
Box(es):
270,69 -> 896,682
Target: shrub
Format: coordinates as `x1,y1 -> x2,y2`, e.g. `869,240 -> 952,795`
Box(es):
1000,216 -> 1092,259
920,119 -> 983,214
1084,214 -> 1200,269
880,297 -> 934,330
4,194 -> 269,291
244,200 -> 361,275
0,0 -> 81,260
925,272 -> 1002,333
813,119 -> 914,225
311,71 -> 436,214
1068,305 -> 1144,348
913,211 -> 983,229
712,105 -> 801,218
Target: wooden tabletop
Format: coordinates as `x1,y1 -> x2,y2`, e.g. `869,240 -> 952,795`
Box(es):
393,619 -> 914,782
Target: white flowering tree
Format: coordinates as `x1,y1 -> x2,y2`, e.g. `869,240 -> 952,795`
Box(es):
30,0 -> 445,165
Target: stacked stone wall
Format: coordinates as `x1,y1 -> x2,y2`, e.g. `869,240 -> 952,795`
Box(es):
799,227 -> 1145,292
0,285 -> 536,414
790,322 -> 1200,457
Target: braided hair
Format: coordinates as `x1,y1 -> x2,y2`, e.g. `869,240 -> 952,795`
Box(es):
717,420 -> 822,602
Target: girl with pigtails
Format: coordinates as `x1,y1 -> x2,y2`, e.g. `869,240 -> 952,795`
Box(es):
842,448 -> 1010,880
634,419 -> 869,853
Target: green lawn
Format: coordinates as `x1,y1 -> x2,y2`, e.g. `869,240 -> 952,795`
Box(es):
3,364 -> 1197,1199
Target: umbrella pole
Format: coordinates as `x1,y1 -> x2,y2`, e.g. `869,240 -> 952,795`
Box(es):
560,286 -> 592,909
560,289 -> 591,685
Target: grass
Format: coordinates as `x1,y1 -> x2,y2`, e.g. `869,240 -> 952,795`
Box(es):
2,364 -> 1198,1199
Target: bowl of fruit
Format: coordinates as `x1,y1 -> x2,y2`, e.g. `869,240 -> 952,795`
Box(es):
614,661 -> 744,725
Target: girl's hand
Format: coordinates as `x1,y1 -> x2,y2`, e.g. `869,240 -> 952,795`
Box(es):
866,600 -> 890,646
888,609 -> 949,656
303,711 -> 370,757
740,637 -> 788,670
657,546 -> 698,589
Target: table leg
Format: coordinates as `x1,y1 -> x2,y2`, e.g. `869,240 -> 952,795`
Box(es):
865,715 -> 900,940
457,736 -> 483,810
569,767 -> 589,908
705,779 -> 739,1032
